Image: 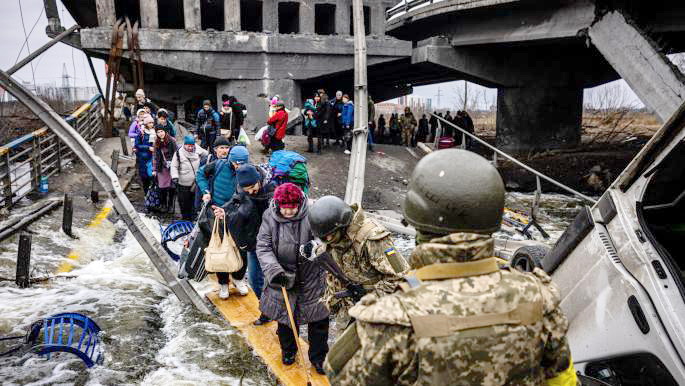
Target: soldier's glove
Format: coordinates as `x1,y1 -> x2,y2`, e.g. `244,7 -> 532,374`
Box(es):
299,239 -> 323,261
346,283 -> 368,303
273,271 -> 296,290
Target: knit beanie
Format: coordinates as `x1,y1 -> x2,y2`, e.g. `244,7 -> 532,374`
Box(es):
213,136 -> 230,148
274,183 -> 303,209
203,99 -> 211,107
143,115 -> 155,125
236,165 -> 261,187
228,145 -> 250,165
184,135 -> 195,145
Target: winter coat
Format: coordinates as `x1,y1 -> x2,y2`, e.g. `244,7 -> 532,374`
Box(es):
267,109 -> 289,141
134,130 -> 154,178
317,100 -> 334,135
341,101 -> 354,127
256,200 -> 329,325
196,159 -> 237,207
332,99 -> 345,124
133,99 -> 159,116
417,117 -> 429,138
153,136 -> 177,188
128,120 -> 142,138
223,167 -> 275,251
196,108 -> 221,133
170,145 -> 209,187
220,107 -> 242,140
304,116 -> 318,135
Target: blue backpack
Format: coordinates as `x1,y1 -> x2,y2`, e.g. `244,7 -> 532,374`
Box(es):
268,150 -> 309,191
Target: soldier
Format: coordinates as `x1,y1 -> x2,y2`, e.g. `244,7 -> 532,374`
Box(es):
324,149 -> 577,385
305,196 -> 409,327
399,107 -> 417,147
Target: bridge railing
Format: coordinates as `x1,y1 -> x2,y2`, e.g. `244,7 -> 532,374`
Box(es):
386,0 -> 438,21
0,94 -> 103,209
429,113 -> 597,205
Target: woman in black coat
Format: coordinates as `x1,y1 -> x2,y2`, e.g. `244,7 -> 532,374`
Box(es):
317,93 -> 333,149
256,183 -> 329,374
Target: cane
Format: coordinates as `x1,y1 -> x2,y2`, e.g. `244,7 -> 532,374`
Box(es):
281,286 -> 313,386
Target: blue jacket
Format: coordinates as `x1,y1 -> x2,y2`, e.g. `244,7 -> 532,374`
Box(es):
196,159 -> 236,207
196,108 -> 221,133
134,131 -> 153,178
341,101 -> 354,126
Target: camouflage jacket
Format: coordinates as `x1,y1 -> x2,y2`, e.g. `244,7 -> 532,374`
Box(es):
399,113 -> 417,131
328,233 -> 573,385
322,205 -> 409,316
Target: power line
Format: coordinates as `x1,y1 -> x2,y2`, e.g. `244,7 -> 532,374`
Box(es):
13,7 -> 44,66
17,0 -> 37,88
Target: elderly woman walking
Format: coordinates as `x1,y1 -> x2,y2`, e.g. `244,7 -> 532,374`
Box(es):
153,124 -> 178,213
256,183 -> 329,375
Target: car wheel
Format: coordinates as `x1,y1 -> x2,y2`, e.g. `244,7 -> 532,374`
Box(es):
511,245 -> 549,272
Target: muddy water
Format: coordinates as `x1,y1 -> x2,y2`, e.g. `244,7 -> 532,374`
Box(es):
0,192 -> 583,385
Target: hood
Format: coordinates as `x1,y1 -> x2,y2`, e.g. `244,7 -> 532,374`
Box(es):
269,196 -> 310,223
409,233 -> 495,269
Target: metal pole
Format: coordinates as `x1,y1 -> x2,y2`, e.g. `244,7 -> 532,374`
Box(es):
7,25 -> 79,75
432,114 -> 596,204
0,69 -> 212,314
62,193 -> 75,238
2,154 -> 12,209
85,54 -> 104,98
16,233 -> 31,288
344,0 -> 369,205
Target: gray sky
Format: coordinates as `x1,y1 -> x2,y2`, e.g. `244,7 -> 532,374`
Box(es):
0,1 -> 648,110
0,0 -> 106,90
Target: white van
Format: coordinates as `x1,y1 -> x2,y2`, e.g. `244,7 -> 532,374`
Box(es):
538,106 -> 685,385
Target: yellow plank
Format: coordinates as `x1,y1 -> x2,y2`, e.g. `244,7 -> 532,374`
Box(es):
207,288 -> 331,386
56,204 -> 112,274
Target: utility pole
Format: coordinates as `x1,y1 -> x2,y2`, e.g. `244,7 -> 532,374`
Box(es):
463,81 -> 468,110
435,87 -> 442,108
344,0 -> 369,205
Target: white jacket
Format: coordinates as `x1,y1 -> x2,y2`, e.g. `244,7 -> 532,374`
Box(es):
170,145 -> 208,187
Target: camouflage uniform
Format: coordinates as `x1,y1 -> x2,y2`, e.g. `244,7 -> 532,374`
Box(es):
320,205 -> 409,319
326,233 -> 573,385
399,112 -> 417,146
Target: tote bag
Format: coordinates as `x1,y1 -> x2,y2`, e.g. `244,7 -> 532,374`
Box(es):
204,217 -> 243,273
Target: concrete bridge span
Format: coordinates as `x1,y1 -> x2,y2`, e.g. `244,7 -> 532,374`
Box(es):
53,0 -> 422,129
385,0 -> 685,153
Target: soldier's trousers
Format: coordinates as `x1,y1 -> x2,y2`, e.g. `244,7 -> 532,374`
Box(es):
402,129 -> 413,146
277,317 -> 329,363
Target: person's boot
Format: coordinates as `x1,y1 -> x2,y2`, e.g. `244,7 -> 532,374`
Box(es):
312,361 -> 326,375
282,351 -> 297,366
253,314 -> 271,326
219,284 -> 230,299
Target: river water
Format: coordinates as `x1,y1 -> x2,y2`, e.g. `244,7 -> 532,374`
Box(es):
0,192 -> 585,385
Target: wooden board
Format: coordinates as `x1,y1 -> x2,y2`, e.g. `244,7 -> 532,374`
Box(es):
207,287 -> 331,386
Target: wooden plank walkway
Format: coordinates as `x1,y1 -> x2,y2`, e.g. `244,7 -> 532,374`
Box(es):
207,287 -> 331,386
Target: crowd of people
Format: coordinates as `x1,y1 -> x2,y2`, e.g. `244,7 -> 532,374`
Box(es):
124,88 -> 576,385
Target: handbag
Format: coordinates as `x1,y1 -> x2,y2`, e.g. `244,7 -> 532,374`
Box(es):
204,217 -> 243,273
145,181 -> 161,211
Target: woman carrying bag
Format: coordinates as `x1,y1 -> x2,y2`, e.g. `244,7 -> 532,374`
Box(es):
256,183 -> 329,375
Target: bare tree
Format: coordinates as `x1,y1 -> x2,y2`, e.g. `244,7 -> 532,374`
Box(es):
583,83 -> 638,146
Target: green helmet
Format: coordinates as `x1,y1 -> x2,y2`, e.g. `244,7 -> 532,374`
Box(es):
309,196 -> 354,238
403,149 -> 505,235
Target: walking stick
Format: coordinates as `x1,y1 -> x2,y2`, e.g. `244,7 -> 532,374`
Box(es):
281,285 -> 313,386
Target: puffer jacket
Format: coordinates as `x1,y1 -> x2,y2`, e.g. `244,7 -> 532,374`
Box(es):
256,200 -> 329,325
341,101 -> 354,126
196,159 -> 237,206
170,145 -> 208,187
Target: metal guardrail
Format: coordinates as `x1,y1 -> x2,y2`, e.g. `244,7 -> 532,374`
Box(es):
430,113 -> 598,204
386,0 -> 438,20
0,94 -> 103,208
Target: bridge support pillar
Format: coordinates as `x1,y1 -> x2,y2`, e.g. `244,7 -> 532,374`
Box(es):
496,85 -> 582,154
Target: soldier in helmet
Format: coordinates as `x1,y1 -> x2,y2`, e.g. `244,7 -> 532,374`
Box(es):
304,196 -> 409,327
324,149 -> 577,385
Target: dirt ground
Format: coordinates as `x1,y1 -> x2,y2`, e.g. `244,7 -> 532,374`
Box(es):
247,134 -> 419,210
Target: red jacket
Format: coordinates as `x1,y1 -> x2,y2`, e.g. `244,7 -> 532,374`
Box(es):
268,109 -> 289,141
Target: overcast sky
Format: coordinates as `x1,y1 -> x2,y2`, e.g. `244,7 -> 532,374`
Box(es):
1,0 -> 645,110
0,0 -> 106,90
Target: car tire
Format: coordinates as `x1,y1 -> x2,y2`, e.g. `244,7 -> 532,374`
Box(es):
511,245 -> 550,272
